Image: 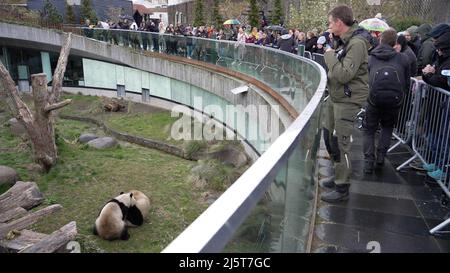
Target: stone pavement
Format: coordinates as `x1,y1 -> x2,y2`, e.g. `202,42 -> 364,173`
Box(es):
312,129 -> 450,253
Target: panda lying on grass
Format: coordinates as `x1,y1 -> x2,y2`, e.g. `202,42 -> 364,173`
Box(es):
94,190 -> 151,241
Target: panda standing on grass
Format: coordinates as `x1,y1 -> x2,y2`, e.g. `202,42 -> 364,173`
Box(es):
94,190 -> 151,241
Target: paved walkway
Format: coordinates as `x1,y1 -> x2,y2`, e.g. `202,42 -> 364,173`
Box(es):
312,129 -> 450,253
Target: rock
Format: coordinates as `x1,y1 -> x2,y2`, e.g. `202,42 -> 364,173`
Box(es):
208,146 -> 248,168
26,163 -> 43,173
87,137 -> 119,149
0,165 -> 19,185
79,133 -> 98,144
8,118 -> 27,138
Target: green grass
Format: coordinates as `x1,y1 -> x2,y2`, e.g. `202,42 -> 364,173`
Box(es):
0,113 -> 207,252
106,113 -> 181,146
0,94 -> 250,252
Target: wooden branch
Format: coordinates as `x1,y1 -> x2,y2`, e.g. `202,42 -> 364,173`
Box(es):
50,33 -> 72,102
0,204 -> 62,239
0,229 -> 47,252
44,99 -> 72,112
20,221 -> 77,253
0,182 -> 44,213
0,207 -> 28,223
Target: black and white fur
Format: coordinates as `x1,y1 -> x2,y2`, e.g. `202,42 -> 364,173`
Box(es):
93,192 -> 136,241
125,190 -> 150,227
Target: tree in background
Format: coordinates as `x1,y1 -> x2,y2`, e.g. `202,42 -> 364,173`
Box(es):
80,0 -> 97,24
211,0 -> 223,29
271,0 -> 283,26
219,0 -> 248,25
65,2 -> 76,24
289,0 -> 329,31
43,0 -> 63,25
193,0 -> 205,27
248,0 -> 260,28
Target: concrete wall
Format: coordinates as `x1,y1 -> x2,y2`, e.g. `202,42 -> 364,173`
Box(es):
0,22 -> 292,152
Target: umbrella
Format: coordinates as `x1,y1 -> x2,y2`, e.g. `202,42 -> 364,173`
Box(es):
223,19 -> 240,25
359,18 -> 389,32
265,25 -> 285,32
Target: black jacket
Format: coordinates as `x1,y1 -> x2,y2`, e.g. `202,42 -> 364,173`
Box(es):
277,34 -> 296,53
423,49 -> 450,91
305,36 -> 318,52
369,44 -> 411,99
401,45 -> 418,77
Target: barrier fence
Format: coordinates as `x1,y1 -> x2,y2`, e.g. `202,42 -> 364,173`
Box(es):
390,79 -> 450,234
302,50 -> 450,235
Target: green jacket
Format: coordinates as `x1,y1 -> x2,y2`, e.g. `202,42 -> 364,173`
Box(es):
324,24 -> 370,107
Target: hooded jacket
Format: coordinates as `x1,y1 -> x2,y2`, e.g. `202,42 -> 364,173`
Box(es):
416,24 -> 435,74
368,43 -> 411,105
324,23 -> 370,106
423,32 -> 450,91
277,33 -> 296,53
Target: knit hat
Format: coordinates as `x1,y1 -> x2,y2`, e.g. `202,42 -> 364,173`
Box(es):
435,32 -> 450,50
405,26 -> 418,39
317,36 -> 326,45
429,23 -> 450,39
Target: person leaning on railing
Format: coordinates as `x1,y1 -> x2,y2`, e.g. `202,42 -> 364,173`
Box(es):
422,32 -> 450,92
320,5 -> 370,203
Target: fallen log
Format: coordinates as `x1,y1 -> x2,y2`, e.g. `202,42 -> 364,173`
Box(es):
0,229 -> 47,253
20,221 -> 77,253
0,207 -> 27,223
0,181 -> 43,213
0,204 -> 62,239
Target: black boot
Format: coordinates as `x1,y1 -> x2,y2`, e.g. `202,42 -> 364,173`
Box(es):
376,152 -> 385,166
320,184 -> 349,203
364,160 -> 374,174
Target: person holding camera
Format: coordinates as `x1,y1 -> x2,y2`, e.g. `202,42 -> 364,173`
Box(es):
321,5 -> 370,203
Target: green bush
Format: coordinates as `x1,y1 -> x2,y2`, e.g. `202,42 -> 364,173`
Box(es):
389,16 -> 430,32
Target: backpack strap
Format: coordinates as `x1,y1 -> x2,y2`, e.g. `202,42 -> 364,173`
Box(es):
337,27 -> 374,61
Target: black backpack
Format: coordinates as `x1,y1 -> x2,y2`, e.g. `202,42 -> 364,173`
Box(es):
369,65 -> 404,108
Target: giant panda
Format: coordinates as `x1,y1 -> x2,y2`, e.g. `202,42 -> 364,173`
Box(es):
125,190 -> 150,227
93,192 -> 137,240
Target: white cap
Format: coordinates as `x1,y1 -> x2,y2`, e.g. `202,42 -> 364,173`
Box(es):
317,36 -> 326,45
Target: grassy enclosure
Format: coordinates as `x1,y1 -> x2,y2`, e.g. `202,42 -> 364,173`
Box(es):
0,93 -> 250,252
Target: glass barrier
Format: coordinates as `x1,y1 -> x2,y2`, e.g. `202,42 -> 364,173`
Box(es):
74,28 -> 320,114
64,27 -> 327,252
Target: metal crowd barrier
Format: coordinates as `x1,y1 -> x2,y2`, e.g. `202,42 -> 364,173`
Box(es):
389,79 -> 450,234
388,78 -> 422,161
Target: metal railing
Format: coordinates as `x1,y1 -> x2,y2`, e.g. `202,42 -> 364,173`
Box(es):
387,79 -> 450,234
388,78 -> 422,159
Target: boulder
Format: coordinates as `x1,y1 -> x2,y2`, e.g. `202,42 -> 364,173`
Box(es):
79,133 -> 98,144
87,137 -> 118,149
8,118 -> 27,138
0,166 -> 19,186
208,146 -> 248,168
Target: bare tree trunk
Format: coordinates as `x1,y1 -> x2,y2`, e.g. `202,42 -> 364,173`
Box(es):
0,33 -> 73,172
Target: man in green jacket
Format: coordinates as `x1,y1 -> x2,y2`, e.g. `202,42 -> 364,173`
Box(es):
320,5 -> 370,203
